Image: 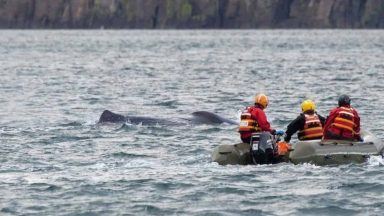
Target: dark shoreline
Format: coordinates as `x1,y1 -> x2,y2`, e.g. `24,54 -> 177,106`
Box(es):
0,0 -> 383,29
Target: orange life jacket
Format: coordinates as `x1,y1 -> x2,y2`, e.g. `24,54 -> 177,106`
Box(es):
297,114 -> 323,140
330,107 -> 357,134
238,109 -> 261,132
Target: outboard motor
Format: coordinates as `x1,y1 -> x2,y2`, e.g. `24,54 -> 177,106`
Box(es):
250,132 -> 276,164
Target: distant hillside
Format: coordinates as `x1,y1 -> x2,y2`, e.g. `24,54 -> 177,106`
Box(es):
0,0 -> 383,28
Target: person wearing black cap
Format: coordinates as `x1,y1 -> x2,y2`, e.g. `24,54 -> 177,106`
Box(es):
323,95 -> 361,141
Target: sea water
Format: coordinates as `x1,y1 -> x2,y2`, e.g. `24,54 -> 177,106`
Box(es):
0,30 -> 383,215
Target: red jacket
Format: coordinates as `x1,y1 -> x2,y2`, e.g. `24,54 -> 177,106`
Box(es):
240,105 -> 272,139
323,105 -> 361,140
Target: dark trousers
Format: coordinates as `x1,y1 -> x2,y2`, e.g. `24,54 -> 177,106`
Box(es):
241,137 -> 251,144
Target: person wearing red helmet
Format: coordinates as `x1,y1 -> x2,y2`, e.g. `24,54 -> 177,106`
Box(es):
323,94 -> 361,141
238,93 -> 275,144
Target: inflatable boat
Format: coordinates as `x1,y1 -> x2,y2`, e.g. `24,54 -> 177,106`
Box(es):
211,134 -> 290,166
211,142 -> 253,165
290,130 -> 384,165
212,130 -> 383,166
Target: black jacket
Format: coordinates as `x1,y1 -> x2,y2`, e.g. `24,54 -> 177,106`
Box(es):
284,112 -> 326,142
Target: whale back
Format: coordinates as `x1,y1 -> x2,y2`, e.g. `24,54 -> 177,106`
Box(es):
191,111 -> 237,125
98,110 -> 182,126
98,110 -> 237,126
98,110 -> 126,123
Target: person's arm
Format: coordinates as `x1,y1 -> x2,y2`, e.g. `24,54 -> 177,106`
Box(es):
353,110 -> 361,134
323,108 -> 338,131
317,113 -> 326,126
284,114 -> 305,142
252,109 -> 272,132
352,109 -> 362,141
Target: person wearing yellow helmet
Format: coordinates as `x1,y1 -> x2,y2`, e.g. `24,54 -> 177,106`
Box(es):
283,100 -> 325,143
239,93 -> 275,143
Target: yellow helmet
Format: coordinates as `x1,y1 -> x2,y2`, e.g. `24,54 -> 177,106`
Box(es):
301,100 -> 316,112
255,93 -> 269,109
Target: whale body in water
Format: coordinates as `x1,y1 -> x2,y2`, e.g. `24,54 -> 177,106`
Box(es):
98,110 -> 237,126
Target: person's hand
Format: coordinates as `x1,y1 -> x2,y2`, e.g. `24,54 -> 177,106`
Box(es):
271,129 -> 276,135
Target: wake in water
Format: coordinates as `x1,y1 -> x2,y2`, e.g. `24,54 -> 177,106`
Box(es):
367,155 -> 384,166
